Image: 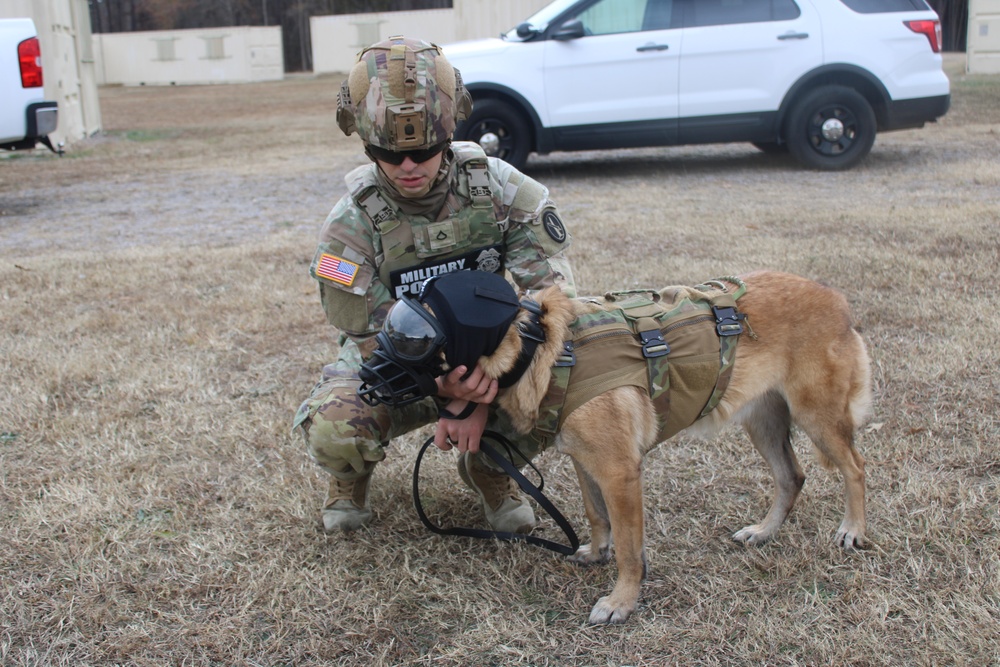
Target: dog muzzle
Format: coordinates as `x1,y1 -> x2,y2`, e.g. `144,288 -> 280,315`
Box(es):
357,296 -> 447,407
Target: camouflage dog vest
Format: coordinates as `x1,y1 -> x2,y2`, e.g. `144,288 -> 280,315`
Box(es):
534,278 -> 748,450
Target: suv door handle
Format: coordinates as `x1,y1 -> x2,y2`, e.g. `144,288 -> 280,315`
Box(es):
778,32 -> 809,40
636,43 -> 669,52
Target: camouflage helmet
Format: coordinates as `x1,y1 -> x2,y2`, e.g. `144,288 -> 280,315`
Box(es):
336,36 -> 473,152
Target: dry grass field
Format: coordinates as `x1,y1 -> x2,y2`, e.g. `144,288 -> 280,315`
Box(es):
1,54 -> 998,665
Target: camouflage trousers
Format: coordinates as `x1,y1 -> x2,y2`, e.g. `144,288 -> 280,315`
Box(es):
293,335 -> 548,488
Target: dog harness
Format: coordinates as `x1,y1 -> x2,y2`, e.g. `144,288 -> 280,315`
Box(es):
534,278 -> 748,449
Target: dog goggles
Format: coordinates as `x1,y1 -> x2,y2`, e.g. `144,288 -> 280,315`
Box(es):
366,140 -> 448,166
381,296 -> 447,363
357,296 -> 447,407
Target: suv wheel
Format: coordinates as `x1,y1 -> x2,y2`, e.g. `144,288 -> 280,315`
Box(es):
456,98 -> 531,170
785,85 -> 876,171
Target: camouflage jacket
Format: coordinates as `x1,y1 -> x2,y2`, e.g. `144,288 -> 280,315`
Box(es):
534,280 -> 747,449
310,141 -> 575,342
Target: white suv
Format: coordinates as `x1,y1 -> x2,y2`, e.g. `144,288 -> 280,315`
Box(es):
442,0 -> 950,170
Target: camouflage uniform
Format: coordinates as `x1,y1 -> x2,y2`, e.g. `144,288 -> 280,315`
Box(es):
295,151 -> 575,528
295,35 -> 575,531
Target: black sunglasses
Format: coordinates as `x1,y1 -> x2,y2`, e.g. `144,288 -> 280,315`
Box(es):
367,141 -> 448,166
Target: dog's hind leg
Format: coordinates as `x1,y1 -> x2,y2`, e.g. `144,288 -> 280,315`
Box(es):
787,335 -> 870,549
567,459 -> 613,565
794,405 -> 867,549
733,390 -> 806,546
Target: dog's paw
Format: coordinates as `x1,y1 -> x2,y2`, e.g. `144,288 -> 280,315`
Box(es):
732,524 -> 774,546
588,596 -> 635,624
834,524 -> 867,550
568,542 -> 611,566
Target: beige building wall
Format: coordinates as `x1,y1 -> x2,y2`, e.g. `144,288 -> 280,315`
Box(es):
93,26 -> 283,86
453,0 -> 552,43
0,0 -> 101,147
968,0 -> 1000,73
311,9 -> 455,75
310,0 -> 551,75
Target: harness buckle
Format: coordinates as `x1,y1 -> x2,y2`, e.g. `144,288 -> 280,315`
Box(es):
713,305 -> 745,337
518,299 -> 546,343
639,329 -> 670,358
554,340 -> 576,367
518,320 -> 545,343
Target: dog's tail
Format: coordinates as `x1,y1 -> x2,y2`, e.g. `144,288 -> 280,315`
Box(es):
847,329 -> 874,432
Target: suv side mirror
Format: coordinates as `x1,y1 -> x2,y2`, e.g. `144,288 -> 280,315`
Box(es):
551,19 -> 586,41
515,22 -> 538,39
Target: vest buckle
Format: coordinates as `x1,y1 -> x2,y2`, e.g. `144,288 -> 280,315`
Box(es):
713,305 -> 745,337
639,329 -> 670,358
554,340 -> 576,367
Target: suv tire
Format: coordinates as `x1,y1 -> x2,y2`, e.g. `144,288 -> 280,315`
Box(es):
457,98 -> 531,169
785,85 -> 877,171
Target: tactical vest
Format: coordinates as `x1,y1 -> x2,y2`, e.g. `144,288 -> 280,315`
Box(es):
534,278 -> 748,451
347,143 -> 506,300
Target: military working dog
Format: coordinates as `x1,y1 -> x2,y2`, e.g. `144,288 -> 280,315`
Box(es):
361,269 -> 872,624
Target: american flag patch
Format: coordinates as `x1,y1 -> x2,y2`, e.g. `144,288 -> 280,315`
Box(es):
316,253 -> 359,286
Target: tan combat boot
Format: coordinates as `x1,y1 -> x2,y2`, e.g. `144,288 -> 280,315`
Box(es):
458,452 -> 536,534
321,462 -> 375,533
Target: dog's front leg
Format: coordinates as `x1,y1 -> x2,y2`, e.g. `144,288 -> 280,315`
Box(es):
567,458 -> 613,565
561,437 -> 647,623
579,453 -> 646,624
559,389 -> 657,624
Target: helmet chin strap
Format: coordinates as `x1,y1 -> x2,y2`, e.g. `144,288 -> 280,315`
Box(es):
497,299 -> 545,389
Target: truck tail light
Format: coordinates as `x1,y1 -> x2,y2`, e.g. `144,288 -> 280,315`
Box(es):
18,36 -> 44,88
905,19 -> 942,54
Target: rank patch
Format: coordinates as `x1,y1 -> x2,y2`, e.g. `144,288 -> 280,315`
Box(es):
316,253 -> 359,286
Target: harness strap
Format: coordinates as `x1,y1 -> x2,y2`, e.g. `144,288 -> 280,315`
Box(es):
498,299 -> 545,389
412,432 -> 580,556
697,277 -> 749,418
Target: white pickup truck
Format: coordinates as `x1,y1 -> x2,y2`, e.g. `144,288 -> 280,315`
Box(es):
1,17 -> 59,153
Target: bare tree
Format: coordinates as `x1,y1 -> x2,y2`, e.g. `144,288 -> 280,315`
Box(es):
927,0 -> 968,52
89,0 -> 966,68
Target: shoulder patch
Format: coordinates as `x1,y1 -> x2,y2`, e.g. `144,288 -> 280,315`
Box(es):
316,253 -> 360,286
542,211 -> 567,244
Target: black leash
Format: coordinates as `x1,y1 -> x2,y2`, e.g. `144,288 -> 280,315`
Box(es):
412,431 -> 580,555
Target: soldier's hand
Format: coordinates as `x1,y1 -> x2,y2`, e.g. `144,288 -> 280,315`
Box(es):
434,402 -> 489,453
435,364 -> 498,404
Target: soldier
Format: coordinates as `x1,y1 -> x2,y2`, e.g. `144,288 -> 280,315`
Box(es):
294,36 -> 576,534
